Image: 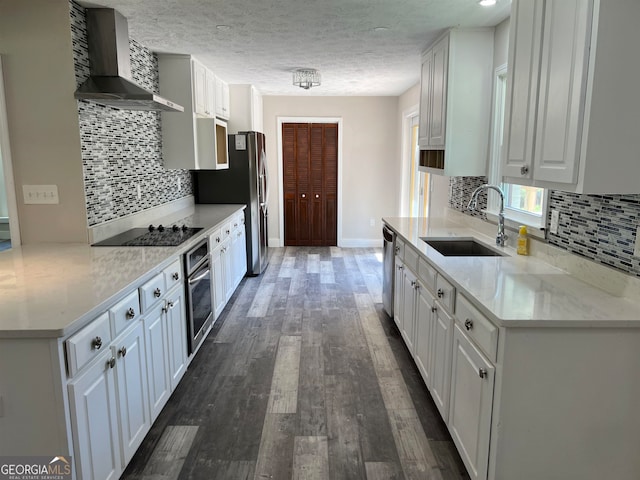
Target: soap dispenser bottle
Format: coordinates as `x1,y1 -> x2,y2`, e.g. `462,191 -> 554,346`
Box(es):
517,225 -> 529,256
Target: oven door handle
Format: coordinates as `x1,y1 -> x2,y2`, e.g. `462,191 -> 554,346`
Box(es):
188,268 -> 210,284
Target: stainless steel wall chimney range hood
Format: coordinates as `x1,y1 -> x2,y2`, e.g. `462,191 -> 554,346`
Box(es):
75,8 -> 183,112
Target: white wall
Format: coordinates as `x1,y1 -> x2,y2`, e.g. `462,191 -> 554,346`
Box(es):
262,96 -> 399,247
0,0 -> 88,243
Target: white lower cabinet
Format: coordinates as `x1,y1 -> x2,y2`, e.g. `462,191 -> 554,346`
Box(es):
69,321 -> 150,479
143,302 -> 171,422
393,258 -> 404,330
414,282 -> 435,389
231,224 -> 247,288
112,322 -> 151,465
166,285 -> 187,390
430,301 -> 454,422
449,324 -> 495,480
401,267 -> 418,353
68,350 -> 122,480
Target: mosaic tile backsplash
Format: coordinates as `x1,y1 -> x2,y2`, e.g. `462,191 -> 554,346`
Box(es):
70,1 -> 193,227
450,177 -> 640,278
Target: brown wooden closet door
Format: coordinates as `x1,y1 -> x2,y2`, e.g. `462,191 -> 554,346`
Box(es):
283,123 -> 338,246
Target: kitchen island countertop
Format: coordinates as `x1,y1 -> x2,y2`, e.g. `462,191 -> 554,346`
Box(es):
383,216 -> 640,327
0,204 -> 245,339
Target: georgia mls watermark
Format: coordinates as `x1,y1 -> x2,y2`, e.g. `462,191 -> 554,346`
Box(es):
0,456 -> 72,480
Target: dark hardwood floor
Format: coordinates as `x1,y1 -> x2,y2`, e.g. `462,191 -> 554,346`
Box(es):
121,247 -> 469,480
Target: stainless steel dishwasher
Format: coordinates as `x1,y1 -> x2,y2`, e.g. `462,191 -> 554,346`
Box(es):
382,225 -> 396,317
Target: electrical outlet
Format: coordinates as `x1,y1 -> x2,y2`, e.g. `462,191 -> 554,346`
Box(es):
550,210 -> 560,234
634,226 -> 640,258
370,218 -> 375,227
136,184 -> 142,200
22,185 -> 59,204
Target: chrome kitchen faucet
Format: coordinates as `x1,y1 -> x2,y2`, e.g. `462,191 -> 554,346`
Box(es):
467,184 -> 508,247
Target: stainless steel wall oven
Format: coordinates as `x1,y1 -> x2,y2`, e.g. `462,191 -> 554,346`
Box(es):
184,238 -> 213,354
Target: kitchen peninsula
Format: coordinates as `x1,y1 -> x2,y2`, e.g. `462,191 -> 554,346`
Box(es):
0,204 -> 246,480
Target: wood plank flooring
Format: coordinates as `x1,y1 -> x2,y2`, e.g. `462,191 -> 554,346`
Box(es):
121,247 -> 469,480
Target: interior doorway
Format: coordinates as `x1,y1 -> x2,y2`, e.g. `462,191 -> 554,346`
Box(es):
282,122 -> 338,246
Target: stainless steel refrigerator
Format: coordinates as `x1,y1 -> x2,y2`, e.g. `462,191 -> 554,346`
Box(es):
194,131 -> 269,276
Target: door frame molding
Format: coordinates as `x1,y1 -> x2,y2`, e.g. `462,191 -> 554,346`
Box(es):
0,56 -> 21,246
276,116 -> 343,247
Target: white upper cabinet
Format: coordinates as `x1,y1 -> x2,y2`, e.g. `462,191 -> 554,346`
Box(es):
228,85 -> 263,134
158,54 -> 227,170
215,76 -> 230,120
502,0 -> 640,193
418,28 -> 494,176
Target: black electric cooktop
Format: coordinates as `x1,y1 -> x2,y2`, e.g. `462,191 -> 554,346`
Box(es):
92,224 -> 204,247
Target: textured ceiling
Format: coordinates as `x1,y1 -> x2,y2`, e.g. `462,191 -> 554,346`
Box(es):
79,0 -> 511,96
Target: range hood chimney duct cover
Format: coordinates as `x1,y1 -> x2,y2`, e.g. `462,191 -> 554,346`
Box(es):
74,8 -> 183,112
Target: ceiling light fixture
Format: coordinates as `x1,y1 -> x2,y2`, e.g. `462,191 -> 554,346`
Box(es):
293,68 -> 321,90
478,0 -> 497,6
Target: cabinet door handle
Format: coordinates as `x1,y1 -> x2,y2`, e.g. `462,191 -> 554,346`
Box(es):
395,246 -> 400,254
216,236 -> 221,243
520,165 -> 529,175
414,283 -> 420,291
410,280 -> 416,287
118,346 -> 127,357
464,319 -> 473,331
92,336 -> 103,350
479,368 -> 488,379
431,305 -> 437,313
437,288 -> 444,298
172,272 -> 180,281
125,307 -> 135,319
226,229 -> 230,235
107,357 -> 116,369
154,287 -> 162,298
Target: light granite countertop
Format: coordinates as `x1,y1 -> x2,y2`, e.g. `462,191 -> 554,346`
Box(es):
0,204 -> 245,339
383,216 -> 640,327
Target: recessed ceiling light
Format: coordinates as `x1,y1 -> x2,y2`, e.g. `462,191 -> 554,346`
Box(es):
478,0 -> 497,6
373,26 -> 389,32
216,24 -> 231,31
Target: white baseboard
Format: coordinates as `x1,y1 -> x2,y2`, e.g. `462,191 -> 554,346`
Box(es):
339,238 -> 383,248
268,238 -> 382,248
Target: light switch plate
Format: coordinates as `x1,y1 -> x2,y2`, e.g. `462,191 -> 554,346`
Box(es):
634,226 -> 640,258
550,210 -> 560,234
22,185 -> 59,204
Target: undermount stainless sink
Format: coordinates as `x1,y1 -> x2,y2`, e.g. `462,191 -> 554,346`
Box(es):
421,237 -> 506,257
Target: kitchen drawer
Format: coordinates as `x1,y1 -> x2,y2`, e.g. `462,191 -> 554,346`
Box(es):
109,290 -> 140,338
435,274 -> 456,313
395,237 -> 405,260
230,214 -> 242,232
139,273 -> 165,312
404,245 -> 419,273
163,259 -> 182,291
209,227 -> 223,250
418,257 -> 437,293
66,312 -> 111,376
455,293 -> 498,362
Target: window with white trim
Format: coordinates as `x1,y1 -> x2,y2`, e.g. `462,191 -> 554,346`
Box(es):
488,65 -> 547,229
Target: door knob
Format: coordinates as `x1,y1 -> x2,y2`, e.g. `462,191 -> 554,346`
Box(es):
315,194 -> 319,198
301,193 -> 306,198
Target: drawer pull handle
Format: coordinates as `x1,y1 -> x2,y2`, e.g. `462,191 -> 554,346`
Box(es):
437,288 -> 444,298
410,280 -> 416,287
226,229 -> 230,235
154,288 -> 162,298
107,357 -> 116,369
118,346 -> 127,357
216,236 -> 221,243
172,272 -> 180,281
414,283 -> 420,291
464,319 -> 473,331
92,336 -> 103,350
395,246 -> 400,253
125,308 -> 135,319
479,368 -> 488,379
